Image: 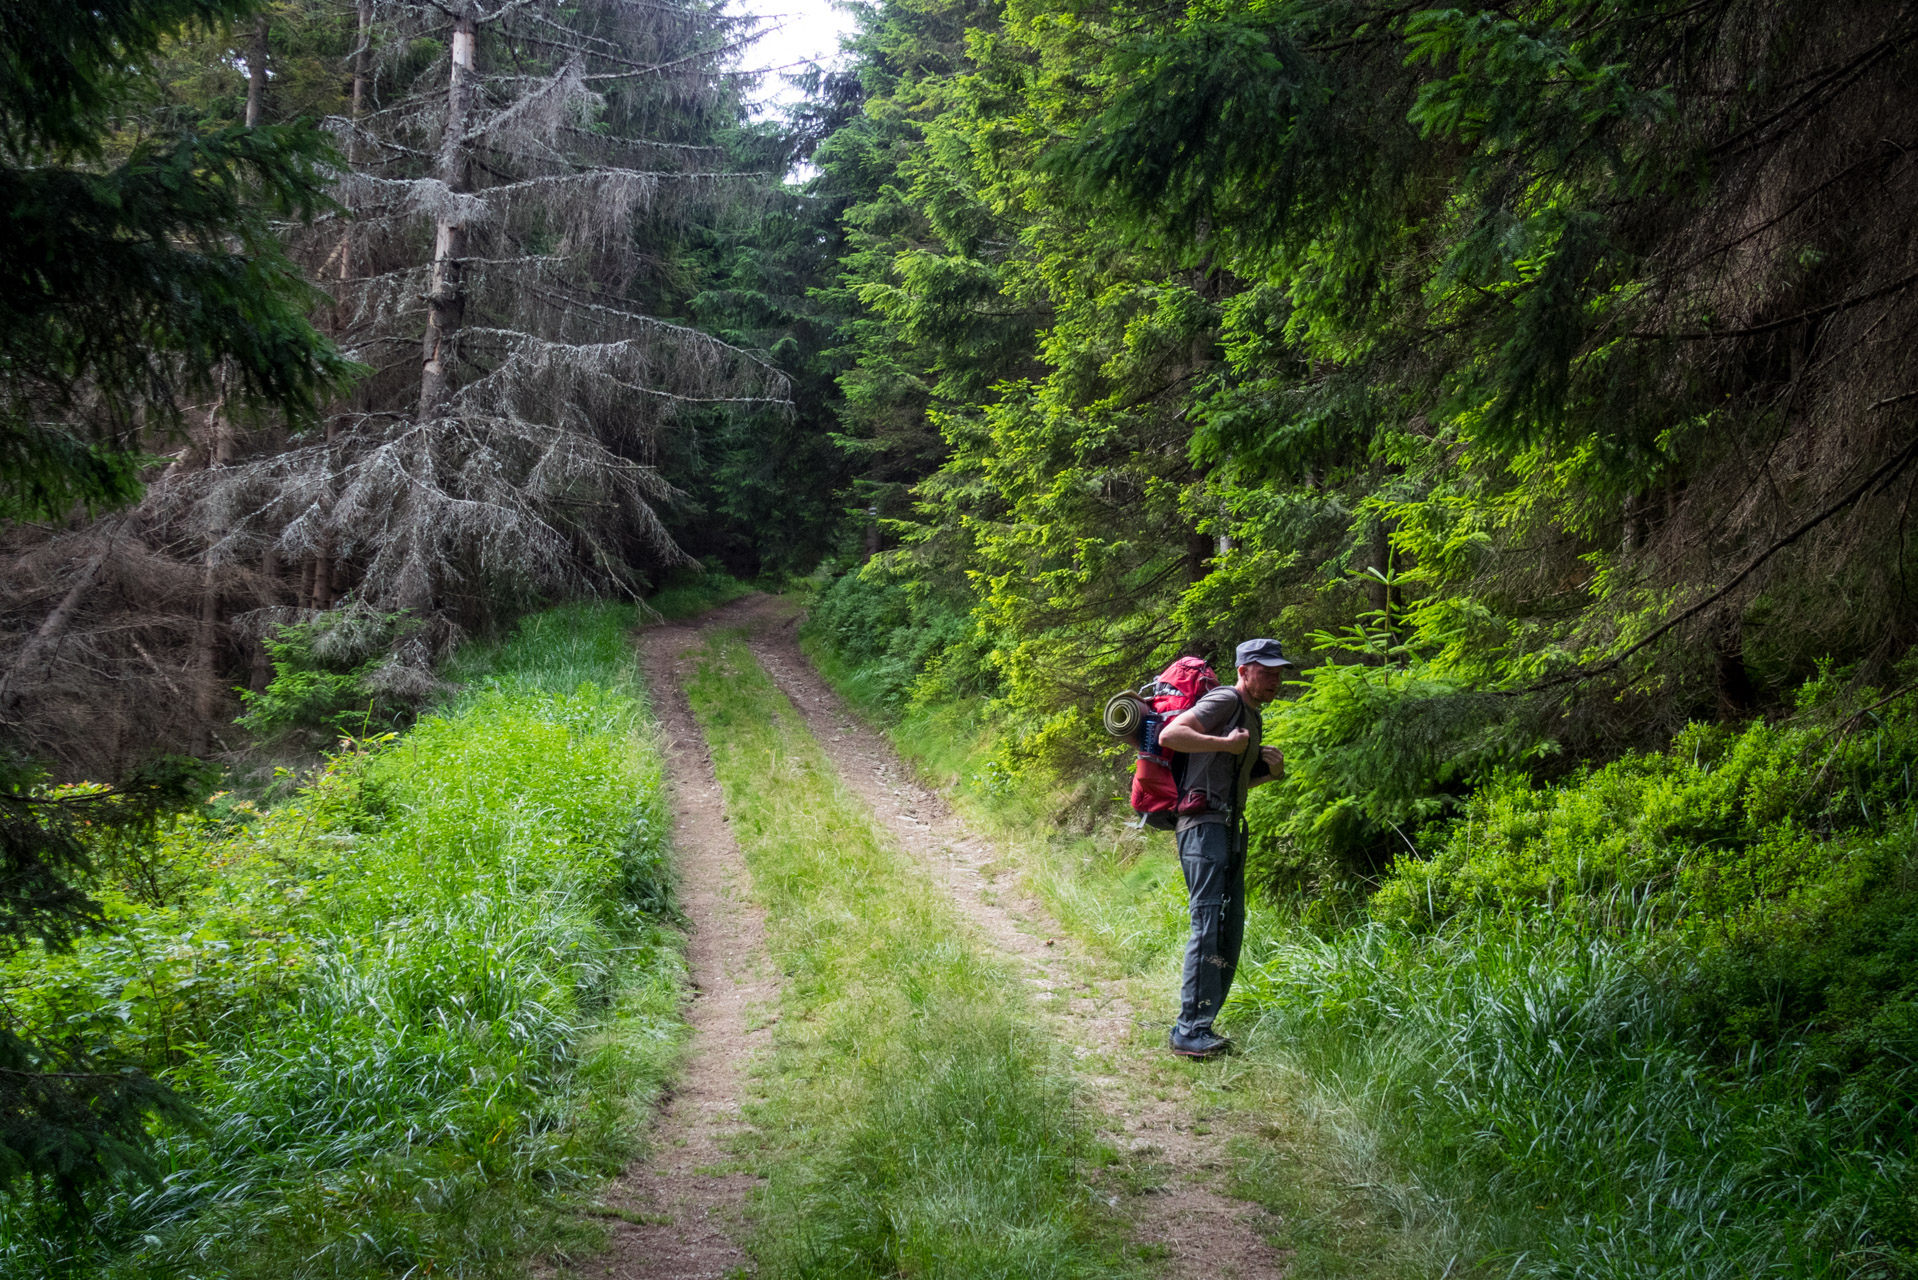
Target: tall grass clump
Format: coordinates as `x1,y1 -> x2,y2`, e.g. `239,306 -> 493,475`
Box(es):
1230,681 -> 1918,1279
0,603 -> 684,1279
684,635 -> 1138,1280
1237,917 -> 1910,1278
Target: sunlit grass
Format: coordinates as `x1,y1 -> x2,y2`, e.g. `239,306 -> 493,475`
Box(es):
1,603 -> 686,1279
684,633 -> 1140,1280
801,612 -> 1917,1280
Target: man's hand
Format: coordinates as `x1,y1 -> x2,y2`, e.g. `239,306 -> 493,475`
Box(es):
1249,744 -> 1285,788
1220,726 -> 1250,755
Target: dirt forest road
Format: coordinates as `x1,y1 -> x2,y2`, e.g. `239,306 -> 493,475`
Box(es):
588,595 -> 1285,1279
582,611 -> 778,1279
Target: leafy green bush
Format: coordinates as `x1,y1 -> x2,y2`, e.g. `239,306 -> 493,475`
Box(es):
1371,676 -> 1918,936
1235,672 -> 1918,1278
2,603 -> 683,1278
802,561 -> 976,714
1251,645 -> 1542,884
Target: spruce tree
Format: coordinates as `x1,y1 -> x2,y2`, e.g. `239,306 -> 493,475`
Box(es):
0,0 -> 348,1205
168,0 -> 787,658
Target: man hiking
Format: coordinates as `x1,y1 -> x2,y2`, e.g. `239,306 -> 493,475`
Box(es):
1156,638 -> 1291,1058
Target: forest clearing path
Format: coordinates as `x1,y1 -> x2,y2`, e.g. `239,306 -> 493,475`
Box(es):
733,595 -> 1287,1280
584,610 -> 780,1279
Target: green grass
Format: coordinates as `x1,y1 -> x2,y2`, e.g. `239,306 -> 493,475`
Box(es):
1234,918 -> 1912,1280
799,625 -> 1449,1278
799,632 -> 1190,975
644,569 -> 754,621
1,603 -> 686,1279
682,633 -> 1140,1280
801,610 -> 1918,1280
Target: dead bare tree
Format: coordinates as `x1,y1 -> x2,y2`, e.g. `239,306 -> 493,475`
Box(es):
188,0 -> 786,639
1,0 -> 786,774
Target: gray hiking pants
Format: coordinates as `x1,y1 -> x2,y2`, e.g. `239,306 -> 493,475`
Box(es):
1175,819 -> 1245,1035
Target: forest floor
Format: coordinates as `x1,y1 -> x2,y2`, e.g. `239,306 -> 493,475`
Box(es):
576,594 -> 1288,1280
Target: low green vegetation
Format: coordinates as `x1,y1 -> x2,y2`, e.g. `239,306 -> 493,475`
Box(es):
802,595 -> 1918,1280
682,633 -> 1138,1279
645,567 -> 756,622
236,607 -> 436,742
2,603 -> 684,1279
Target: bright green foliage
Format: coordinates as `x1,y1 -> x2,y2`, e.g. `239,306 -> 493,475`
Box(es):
0,0 -> 356,1205
236,608 -> 430,740
0,757 -> 214,1210
1246,612 -> 1553,877
1373,681 -> 1918,932
684,635 -> 1135,1279
802,0 -> 1918,869
1,604 -> 683,1277
809,619 -> 1918,1279
804,563 -> 977,711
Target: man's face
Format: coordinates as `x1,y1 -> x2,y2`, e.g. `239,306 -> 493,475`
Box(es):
1237,661 -> 1287,704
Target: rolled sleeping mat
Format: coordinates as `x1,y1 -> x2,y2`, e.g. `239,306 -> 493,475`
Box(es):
1103,692 -> 1149,741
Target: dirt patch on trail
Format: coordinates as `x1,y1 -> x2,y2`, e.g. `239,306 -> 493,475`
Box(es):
734,597 -> 1287,1280
571,603 -> 779,1280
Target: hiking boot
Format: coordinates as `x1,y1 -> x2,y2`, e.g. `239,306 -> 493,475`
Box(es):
1168,1026 -> 1230,1058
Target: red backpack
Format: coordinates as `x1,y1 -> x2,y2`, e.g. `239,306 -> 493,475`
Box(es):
1104,657 -> 1232,830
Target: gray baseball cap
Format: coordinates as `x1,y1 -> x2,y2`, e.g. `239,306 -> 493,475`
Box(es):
1235,638 -> 1293,668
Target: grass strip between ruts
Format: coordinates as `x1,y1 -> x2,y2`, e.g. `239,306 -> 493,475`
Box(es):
681,633 -> 1141,1280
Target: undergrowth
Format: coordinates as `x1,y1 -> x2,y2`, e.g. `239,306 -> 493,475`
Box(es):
644,566 -> 753,622
801,600 -> 1918,1280
683,633 -> 1139,1280
0,603 -> 685,1279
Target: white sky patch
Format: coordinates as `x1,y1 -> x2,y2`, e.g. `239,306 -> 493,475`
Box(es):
738,0 -> 859,113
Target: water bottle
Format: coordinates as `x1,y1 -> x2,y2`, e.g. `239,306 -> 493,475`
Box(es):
1140,710 -> 1166,762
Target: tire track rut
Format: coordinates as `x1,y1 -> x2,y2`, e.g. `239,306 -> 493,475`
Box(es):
586,609 -> 778,1279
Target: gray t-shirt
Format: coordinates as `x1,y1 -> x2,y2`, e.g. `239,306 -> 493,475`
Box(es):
1173,687 -> 1262,833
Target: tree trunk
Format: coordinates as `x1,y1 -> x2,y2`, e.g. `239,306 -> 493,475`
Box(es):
313,545 -> 333,610
0,518 -> 128,715
244,17 -> 268,128
1366,517 -> 1390,616
251,546 -> 280,692
313,10 -> 368,612
418,6 -> 477,421
352,3 -> 369,118
188,565 -> 224,754
1185,531 -> 1211,583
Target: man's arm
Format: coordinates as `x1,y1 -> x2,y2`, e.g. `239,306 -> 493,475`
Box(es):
1159,707 -> 1248,755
